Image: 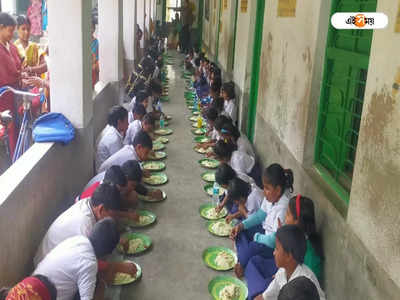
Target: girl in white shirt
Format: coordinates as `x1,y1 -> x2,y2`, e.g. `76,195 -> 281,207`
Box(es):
221,81 -> 237,124
214,140 -> 256,182
220,122 -> 256,158
230,164 -> 294,278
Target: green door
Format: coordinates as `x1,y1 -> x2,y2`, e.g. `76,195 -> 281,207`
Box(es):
315,0 -> 377,200
247,0 -> 266,141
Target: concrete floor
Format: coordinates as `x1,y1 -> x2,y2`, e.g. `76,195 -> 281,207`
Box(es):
108,51 -> 234,300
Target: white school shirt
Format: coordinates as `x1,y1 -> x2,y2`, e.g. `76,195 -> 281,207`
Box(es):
98,145 -> 140,173
95,125 -> 124,171
260,192 -> 290,235
124,120 -> 143,145
127,96 -> 137,124
34,198 -> 96,266
237,135 -> 256,158
230,150 -> 255,175
33,236 -> 98,300
211,128 -> 220,141
262,264 -> 326,300
246,183 -> 264,217
222,99 -> 237,123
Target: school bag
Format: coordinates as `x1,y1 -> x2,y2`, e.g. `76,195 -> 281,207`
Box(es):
32,112 -> 75,144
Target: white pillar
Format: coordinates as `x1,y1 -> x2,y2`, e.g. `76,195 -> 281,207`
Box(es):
1,0 -> 16,14
98,0 -> 124,83
47,0 -> 92,128
137,0 -> 146,49
123,0 -> 136,61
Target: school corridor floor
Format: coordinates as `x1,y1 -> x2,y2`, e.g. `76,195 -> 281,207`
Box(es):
107,51 -> 233,300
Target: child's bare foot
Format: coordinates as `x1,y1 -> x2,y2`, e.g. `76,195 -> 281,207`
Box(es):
234,263 -> 244,278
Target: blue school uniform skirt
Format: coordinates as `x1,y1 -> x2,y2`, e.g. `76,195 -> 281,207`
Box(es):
235,226 -> 274,268
245,256 -> 278,300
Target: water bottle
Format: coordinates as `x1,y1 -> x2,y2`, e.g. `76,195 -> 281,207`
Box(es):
157,101 -> 163,113
159,114 -> 165,128
197,115 -> 203,128
212,182 -> 220,207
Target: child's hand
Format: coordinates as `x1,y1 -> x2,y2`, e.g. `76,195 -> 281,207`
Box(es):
127,211 -> 139,222
150,189 -> 163,201
116,262 -> 137,277
225,215 -> 234,224
238,203 -> 247,216
206,152 -> 215,158
143,169 -> 151,178
119,237 -> 129,252
230,223 -> 243,240
254,295 -> 264,300
215,203 -> 224,214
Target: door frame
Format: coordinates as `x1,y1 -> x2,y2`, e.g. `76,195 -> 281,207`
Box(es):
247,0 -> 266,141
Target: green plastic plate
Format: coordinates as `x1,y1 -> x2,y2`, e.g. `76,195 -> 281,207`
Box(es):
191,128 -> 207,136
154,136 -> 169,144
192,111 -> 200,116
139,190 -> 167,202
195,136 -> 211,143
142,161 -> 166,172
147,151 -> 167,160
155,128 -> 173,136
153,142 -> 166,151
199,203 -> 228,220
117,232 -> 152,255
143,172 -> 168,186
189,115 -> 199,121
204,183 -> 226,197
201,171 -> 216,182
120,210 -> 156,228
207,220 -> 234,237
199,158 -> 220,169
202,247 -> 237,271
208,276 -> 248,300
188,105 -> 194,110
112,261 -> 142,286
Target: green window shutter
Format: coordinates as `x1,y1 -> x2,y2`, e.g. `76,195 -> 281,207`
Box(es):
315,0 -> 377,201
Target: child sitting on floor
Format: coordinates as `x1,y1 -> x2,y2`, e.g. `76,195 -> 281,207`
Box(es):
224,177 -> 263,223
33,218 -> 123,300
221,81 -> 237,124
198,115 -> 231,150
245,195 -> 323,299
278,276 -> 321,300
230,164 -> 293,278
128,103 -> 146,127
254,225 -> 325,300
124,112 -> 155,145
213,140 -> 259,184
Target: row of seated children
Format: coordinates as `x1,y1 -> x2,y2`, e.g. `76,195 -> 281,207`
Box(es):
212,162 -> 325,300
0,37 -> 169,300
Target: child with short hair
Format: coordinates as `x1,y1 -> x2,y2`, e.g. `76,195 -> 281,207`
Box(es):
98,130 -> 153,173
225,177 -> 263,223
221,122 -> 256,158
33,218 -> 122,300
213,140 -> 256,181
96,105 -> 129,171
221,81 -> 237,123
230,164 -> 294,278
278,276 -> 320,300
124,113 -> 155,145
246,195 -> 323,299
254,225 -> 325,300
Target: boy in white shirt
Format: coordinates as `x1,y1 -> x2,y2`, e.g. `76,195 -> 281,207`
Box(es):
34,183 -> 122,266
33,218 -> 122,300
124,113 -> 155,145
128,90 -> 151,123
277,276 -> 321,300
254,225 -> 325,300
95,105 -> 129,171
98,130 -> 152,173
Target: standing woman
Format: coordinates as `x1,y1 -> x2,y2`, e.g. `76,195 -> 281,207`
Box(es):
0,13 -> 22,157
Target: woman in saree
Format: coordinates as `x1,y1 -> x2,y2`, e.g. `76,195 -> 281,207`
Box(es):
0,13 -> 22,157
1,275 -> 57,300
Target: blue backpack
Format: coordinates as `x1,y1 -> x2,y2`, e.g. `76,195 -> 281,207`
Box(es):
33,113 -> 75,144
